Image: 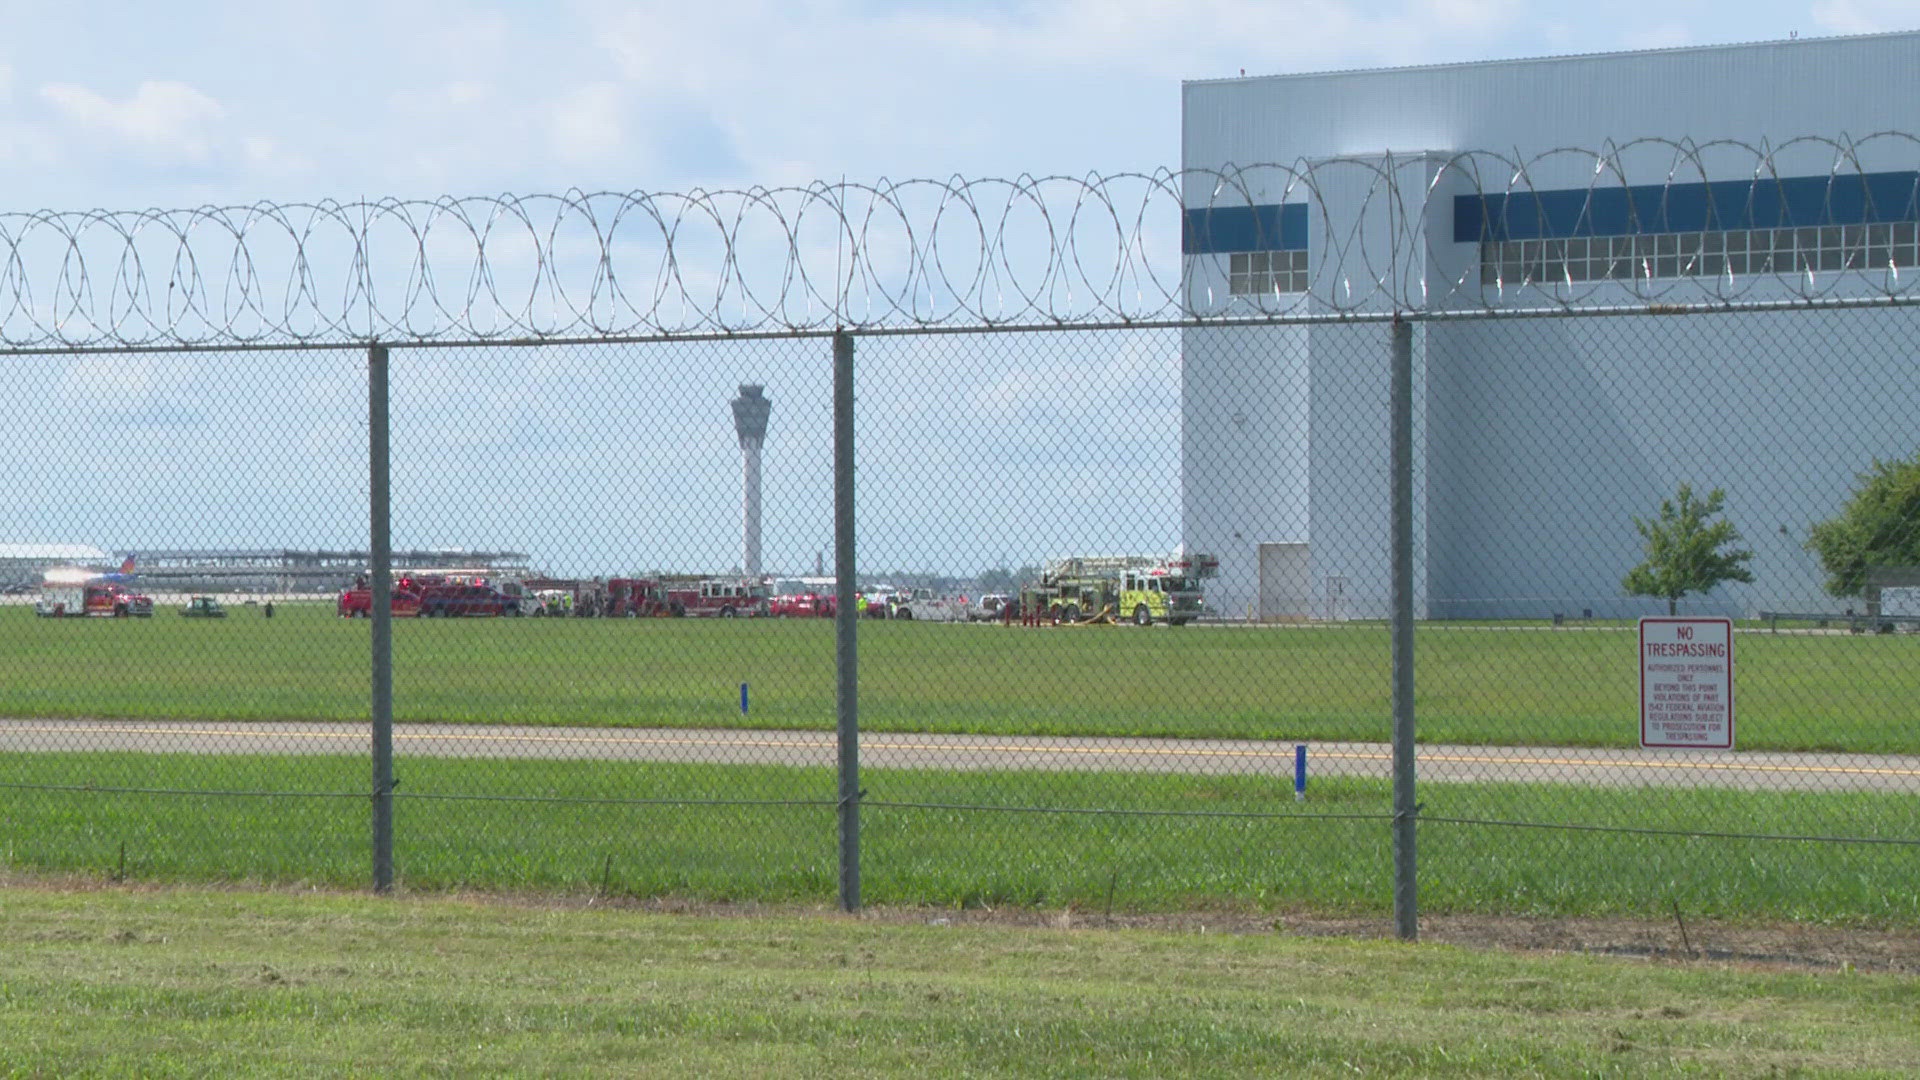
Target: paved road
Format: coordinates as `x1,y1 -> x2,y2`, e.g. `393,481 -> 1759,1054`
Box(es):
4,718 -> 1918,793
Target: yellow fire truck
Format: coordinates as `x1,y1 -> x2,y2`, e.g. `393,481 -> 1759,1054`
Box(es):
1022,551 -> 1219,626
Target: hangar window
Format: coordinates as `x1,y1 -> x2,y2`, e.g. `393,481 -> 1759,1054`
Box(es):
1460,172 -> 1920,287
1480,222 -> 1920,286
1229,250 -> 1309,295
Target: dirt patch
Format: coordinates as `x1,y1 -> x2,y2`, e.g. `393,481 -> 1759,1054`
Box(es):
671,900 -> 1920,974
1263,911 -> 1920,973
6,872 -> 1915,974
565,894 -> 1920,973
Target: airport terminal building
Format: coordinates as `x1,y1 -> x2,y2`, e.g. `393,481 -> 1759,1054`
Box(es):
1180,31 -> 1920,620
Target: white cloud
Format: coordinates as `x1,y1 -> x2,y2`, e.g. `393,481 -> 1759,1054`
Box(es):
569,0 -> 1606,187
1417,0 -> 1524,26
445,80 -> 489,108
549,83 -> 628,165
240,135 -> 312,180
1621,22 -> 1697,50
58,357 -> 157,400
37,80 -> 227,164
390,79 -> 494,115
1811,0 -> 1920,34
839,0 -> 1540,79
0,3 -> 1904,214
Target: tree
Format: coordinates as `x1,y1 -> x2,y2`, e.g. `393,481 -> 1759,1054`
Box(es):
1806,451 -> 1920,598
1622,484 -> 1754,615
975,564 -> 1039,595
975,565 -> 1019,595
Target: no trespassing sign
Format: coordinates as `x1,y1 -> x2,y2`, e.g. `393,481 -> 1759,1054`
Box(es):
1639,617 -> 1734,750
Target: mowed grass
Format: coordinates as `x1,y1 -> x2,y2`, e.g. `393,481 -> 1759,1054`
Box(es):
2,603 -> 1917,752
4,886 -> 1918,1078
5,753 -> 1918,922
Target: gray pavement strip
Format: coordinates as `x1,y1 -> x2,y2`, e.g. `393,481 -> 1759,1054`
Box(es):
3,719 -> 1918,792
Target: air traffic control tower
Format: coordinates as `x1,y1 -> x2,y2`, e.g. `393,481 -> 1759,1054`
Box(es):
730,384 -> 772,578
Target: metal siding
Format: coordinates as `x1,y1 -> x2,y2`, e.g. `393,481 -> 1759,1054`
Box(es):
1424,308 -> 1920,619
1181,323 -> 1311,621
1183,33 -> 1920,179
1180,31 -> 1920,619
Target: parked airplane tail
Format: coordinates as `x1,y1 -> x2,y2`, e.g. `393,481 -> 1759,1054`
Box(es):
97,554 -> 139,583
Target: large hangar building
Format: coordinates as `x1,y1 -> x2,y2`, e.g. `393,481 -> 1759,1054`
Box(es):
1180,31 -> 1920,620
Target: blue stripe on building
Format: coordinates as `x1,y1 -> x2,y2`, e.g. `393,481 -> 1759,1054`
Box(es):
1183,202 -> 1309,254
1455,171 -> 1920,243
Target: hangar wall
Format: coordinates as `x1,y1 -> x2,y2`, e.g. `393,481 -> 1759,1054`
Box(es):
1181,31 -> 1920,619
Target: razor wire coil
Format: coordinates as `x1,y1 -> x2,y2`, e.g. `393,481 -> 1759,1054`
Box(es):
4,134 -> 1920,349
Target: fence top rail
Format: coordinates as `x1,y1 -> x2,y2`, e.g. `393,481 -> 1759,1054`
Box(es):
6,135 -> 1920,349
10,290 -> 1920,357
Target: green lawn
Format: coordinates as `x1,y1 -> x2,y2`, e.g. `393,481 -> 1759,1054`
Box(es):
7,606 -> 1916,923
5,753 -> 1917,922
2,603 -> 1916,752
3,886 -> 1915,1078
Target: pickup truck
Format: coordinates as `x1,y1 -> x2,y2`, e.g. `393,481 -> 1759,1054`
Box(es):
770,591 -> 836,618
969,594 -> 1012,621
180,595 -> 227,618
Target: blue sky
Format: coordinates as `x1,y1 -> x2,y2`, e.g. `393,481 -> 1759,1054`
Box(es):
6,1 -> 1917,579
6,1 -> 1915,209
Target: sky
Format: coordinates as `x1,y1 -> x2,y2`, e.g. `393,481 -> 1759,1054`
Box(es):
5,0 -> 1919,580
5,0 -> 1916,210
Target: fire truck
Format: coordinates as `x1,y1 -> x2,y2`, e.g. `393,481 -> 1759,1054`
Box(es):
35,580 -> 154,618
1021,551 -> 1219,626
519,576 -> 598,616
416,579 -> 519,617
659,575 -> 771,618
511,576 -> 678,618
606,577 -> 676,617
336,580 -> 423,617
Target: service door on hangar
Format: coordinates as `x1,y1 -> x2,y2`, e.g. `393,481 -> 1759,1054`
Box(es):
1258,542 -> 1312,622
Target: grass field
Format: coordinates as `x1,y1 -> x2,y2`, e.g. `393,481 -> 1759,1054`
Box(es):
2,603 -> 1917,752
5,604 -> 1916,922
3,885 -> 1916,1077
4,753 -> 1917,922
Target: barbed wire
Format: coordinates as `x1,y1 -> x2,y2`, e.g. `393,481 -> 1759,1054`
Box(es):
3,134 -> 1918,348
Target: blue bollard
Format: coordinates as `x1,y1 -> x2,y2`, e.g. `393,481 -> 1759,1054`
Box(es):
1294,744 -> 1307,801
740,682 -> 749,716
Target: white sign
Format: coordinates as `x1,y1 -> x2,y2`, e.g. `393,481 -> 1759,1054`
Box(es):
1639,617 -> 1734,749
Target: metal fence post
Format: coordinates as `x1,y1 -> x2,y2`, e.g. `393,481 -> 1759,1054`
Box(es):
368,343 -> 395,894
833,329 -> 861,911
1390,318 -> 1417,940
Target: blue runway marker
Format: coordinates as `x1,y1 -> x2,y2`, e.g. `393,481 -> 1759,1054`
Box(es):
1294,744 -> 1307,801
740,682 -> 749,715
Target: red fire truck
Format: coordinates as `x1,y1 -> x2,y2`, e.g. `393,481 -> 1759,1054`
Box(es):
660,576 -> 771,618
605,577 -> 675,617
36,580 -> 154,617
416,580 -> 520,617
336,580 -> 423,618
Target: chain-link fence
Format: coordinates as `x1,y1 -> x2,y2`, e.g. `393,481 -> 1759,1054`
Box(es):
3,150 -> 1918,935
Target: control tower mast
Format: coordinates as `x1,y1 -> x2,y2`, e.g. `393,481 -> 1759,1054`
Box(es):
730,385 -> 772,577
